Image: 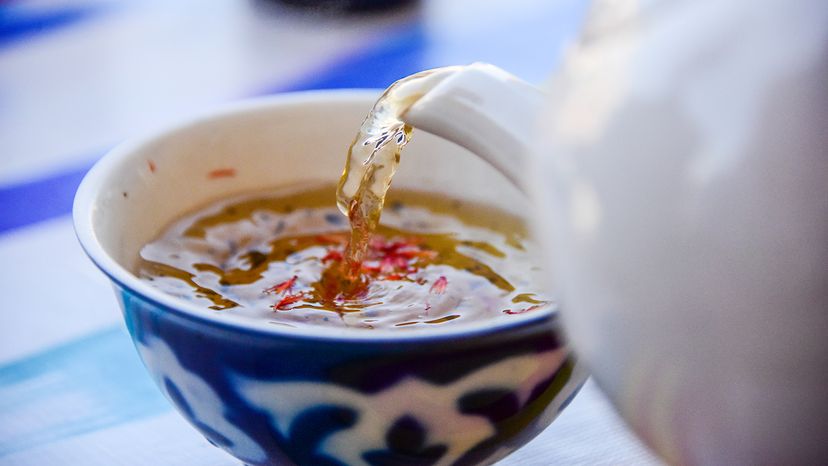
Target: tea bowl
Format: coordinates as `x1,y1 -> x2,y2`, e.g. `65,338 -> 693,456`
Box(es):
73,90 -> 587,466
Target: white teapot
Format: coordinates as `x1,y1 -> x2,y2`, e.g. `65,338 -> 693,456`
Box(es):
403,0 -> 828,464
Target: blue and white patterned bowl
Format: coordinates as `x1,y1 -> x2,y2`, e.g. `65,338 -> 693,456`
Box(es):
74,91 -> 587,466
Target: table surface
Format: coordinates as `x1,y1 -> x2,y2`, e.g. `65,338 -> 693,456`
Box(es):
0,1 -> 661,464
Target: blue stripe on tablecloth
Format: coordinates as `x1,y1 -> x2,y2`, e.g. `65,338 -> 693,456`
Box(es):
0,325 -> 170,456
0,21 -> 426,236
0,160 -> 98,233
0,4 -> 103,47
273,21 -> 427,92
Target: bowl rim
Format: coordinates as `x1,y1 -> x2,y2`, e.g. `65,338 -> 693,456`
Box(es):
73,89 -> 555,342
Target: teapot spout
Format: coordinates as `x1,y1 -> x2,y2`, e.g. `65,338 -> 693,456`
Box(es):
403,63 -> 544,190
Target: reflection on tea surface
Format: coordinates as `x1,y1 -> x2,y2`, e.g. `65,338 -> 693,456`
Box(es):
137,185 -> 552,330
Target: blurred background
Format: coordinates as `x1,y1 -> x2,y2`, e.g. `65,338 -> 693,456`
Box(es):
0,1 -> 660,464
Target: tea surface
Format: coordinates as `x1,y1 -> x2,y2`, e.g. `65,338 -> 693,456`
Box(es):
137,185 -> 552,330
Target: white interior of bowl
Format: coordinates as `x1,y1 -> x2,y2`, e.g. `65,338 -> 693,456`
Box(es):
74,90 -> 551,339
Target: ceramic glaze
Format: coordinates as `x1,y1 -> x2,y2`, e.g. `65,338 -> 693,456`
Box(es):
122,288 -> 582,466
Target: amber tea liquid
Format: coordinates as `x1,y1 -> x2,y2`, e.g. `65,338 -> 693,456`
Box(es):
137,185 -> 551,330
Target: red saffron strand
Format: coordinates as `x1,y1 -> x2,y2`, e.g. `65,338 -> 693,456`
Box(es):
207,168 -> 236,179
265,275 -> 297,295
272,292 -> 304,311
430,276 -> 448,294
321,249 -> 343,263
